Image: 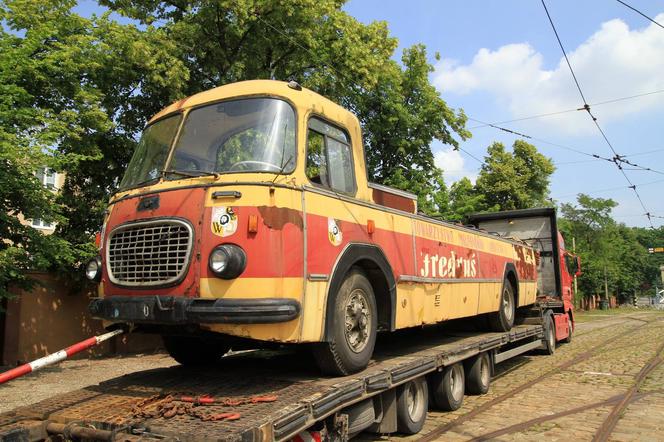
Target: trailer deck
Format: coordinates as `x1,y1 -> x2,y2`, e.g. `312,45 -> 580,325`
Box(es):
0,324 -> 543,442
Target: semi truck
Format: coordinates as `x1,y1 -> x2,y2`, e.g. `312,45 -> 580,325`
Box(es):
83,79 -> 542,375
0,82 -> 581,441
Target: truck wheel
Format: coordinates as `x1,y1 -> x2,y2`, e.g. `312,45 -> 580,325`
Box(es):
541,313 -> 556,355
464,353 -> 491,395
345,399 -> 376,438
162,336 -> 229,366
313,270 -> 377,375
564,314 -> 573,344
396,377 -> 428,434
488,280 -> 515,332
429,363 -> 464,411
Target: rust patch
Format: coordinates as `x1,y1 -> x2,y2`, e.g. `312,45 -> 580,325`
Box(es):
174,97 -> 189,110
513,244 -> 537,280
257,206 -> 303,231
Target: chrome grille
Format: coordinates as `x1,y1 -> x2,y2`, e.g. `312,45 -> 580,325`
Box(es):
106,219 -> 193,286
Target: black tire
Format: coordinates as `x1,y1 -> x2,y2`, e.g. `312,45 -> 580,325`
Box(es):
488,279 -> 516,332
313,270 -> 377,375
564,314 -> 573,344
162,335 -> 229,366
396,377 -> 428,434
465,353 -> 491,395
429,363 -> 465,411
541,313 -> 556,355
346,399 -> 376,437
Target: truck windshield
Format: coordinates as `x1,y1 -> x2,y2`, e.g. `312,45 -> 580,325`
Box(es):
168,98 -> 296,178
119,98 -> 296,191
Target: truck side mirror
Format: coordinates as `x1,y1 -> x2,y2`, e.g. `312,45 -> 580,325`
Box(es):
574,256 -> 582,277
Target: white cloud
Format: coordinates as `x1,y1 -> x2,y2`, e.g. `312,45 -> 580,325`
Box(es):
433,146 -> 478,183
433,15 -> 664,135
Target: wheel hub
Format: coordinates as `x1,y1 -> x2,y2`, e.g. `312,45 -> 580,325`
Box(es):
503,288 -> 514,322
344,289 -> 371,353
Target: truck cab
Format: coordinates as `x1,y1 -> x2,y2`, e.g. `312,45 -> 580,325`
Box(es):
467,208 -> 581,344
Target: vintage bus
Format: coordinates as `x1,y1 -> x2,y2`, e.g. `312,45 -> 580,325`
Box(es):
86,80 -> 538,375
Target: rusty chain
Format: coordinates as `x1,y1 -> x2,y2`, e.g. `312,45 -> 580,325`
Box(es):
131,393 -> 278,422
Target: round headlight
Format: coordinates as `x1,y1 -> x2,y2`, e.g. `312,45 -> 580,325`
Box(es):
85,257 -> 102,282
209,244 -> 246,279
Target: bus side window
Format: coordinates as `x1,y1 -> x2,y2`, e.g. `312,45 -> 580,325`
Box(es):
306,130 -> 327,186
305,118 -> 355,194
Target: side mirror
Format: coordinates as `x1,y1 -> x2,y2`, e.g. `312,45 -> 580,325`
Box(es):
574,256 -> 582,277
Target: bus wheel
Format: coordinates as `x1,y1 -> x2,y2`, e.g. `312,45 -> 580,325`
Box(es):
489,280 -> 515,332
429,363 -> 465,411
465,353 -> 491,395
162,336 -> 229,366
396,376 -> 428,434
541,313 -> 556,355
313,270 -> 377,375
564,314 -> 573,344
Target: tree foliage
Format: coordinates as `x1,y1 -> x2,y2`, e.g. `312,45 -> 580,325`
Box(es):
0,0 -> 187,297
475,140 -> 555,211
0,0 -> 469,297
559,194 -> 661,302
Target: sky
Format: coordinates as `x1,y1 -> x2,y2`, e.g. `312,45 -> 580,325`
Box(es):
344,0 -> 664,228
75,0 -> 664,228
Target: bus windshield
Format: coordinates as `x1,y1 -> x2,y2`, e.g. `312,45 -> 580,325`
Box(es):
119,98 -> 297,190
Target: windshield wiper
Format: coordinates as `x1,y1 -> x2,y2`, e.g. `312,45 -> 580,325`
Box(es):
162,169 -> 219,179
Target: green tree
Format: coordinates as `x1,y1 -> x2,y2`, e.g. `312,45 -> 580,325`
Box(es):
0,0 -> 187,297
1,0 -> 469,298
445,177 -> 485,221
101,1 -> 469,215
559,194 -> 655,302
475,140 -> 555,211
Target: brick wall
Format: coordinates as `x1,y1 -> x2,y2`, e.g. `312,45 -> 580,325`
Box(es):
1,273 -> 162,366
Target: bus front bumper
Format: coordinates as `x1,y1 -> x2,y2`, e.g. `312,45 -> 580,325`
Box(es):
89,296 -> 301,324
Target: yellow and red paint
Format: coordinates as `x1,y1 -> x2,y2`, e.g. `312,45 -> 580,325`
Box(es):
100,80 -> 538,345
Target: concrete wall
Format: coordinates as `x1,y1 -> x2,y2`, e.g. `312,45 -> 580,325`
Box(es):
2,273 -> 162,366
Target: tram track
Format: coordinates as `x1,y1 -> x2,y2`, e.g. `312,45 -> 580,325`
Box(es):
416,317 -> 658,442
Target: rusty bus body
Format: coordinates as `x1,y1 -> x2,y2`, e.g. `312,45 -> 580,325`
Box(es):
87,80 -> 538,374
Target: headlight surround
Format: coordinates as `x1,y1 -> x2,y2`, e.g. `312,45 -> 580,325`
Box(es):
85,256 -> 102,282
209,244 -> 246,279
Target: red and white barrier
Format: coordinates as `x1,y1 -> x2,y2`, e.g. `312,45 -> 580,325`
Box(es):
0,329 -> 124,384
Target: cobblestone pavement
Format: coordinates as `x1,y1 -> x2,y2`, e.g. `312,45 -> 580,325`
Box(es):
367,309 -> 664,442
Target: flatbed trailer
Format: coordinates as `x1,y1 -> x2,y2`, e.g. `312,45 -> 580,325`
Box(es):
0,323 -> 546,442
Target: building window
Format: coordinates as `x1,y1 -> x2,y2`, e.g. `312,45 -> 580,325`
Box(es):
36,167 -> 57,190
30,167 -> 58,230
31,218 -> 54,229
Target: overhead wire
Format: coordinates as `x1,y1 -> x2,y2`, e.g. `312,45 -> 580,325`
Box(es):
256,6 -> 660,226
541,0 -> 656,228
615,0 -> 664,30
467,88 -> 664,130
553,178 -> 664,200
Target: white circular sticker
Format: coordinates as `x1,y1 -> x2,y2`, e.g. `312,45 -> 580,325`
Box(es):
211,206 -> 238,237
328,218 -> 342,246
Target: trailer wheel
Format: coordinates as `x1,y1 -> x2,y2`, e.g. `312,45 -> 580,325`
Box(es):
396,376 -> 428,434
541,313 -> 556,355
429,363 -> 465,411
162,336 -> 229,366
564,314 -> 573,344
464,353 -> 491,395
488,279 -> 515,332
313,270 -> 377,375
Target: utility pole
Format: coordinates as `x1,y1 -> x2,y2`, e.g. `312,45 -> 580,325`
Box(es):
604,264 -> 609,301
572,237 -> 578,296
